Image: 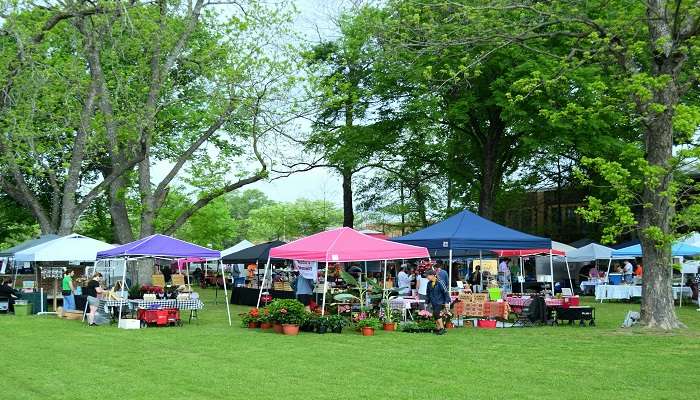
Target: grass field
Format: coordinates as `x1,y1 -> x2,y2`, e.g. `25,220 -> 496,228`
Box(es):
4,289 -> 700,400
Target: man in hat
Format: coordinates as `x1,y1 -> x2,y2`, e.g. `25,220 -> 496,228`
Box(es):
425,270 -> 451,335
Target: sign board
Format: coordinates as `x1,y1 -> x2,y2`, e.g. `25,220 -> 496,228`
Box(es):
294,260 -> 318,281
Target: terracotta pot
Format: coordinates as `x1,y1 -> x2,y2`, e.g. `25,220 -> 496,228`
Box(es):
260,322 -> 272,329
273,323 -> 284,334
361,327 -> 375,336
445,322 -> 455,329
382,322 -> 396,331
248,322 -> 260,329
282,324 -> 300,336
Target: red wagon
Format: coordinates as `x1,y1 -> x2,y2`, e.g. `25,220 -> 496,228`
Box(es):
137,307 -> 182,328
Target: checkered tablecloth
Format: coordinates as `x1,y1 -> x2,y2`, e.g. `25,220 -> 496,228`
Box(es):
506,297 -> 532,307
545,298 -> 565,307
129,299 -> 204,310
102,299 -> 130,307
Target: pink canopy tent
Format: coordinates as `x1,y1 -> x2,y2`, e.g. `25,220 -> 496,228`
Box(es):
260,227 -> 430,314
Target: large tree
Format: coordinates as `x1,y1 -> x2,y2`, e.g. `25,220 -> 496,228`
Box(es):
1,1 -> 296,241
384,0 -> 700,329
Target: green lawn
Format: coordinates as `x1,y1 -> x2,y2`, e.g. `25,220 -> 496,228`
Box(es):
4,289 -> 700,400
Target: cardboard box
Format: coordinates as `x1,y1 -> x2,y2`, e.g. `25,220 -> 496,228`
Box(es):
118,319 -> 140,330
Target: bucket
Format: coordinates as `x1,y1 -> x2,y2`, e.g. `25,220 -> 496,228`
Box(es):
14,303 -> 32,316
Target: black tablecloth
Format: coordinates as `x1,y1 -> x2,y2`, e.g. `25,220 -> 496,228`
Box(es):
230,287 -> 295,306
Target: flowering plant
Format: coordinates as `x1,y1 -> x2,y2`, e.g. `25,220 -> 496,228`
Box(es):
239,308 -> 261,326
355,317 -> 381,330
140,285 -> 164,295
267,299 -> 305,325
416,309 -> 433,320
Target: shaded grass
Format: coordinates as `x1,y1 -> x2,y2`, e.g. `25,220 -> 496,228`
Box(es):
4,290 -> 699,399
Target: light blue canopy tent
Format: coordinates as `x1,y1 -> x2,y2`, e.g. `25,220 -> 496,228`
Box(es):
605,242 -> 700,306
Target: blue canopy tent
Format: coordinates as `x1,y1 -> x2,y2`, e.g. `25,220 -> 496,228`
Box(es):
393,210 -> 553,292
605,242 -> 700,306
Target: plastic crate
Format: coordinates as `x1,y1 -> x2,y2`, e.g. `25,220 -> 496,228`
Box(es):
477,319 -> 497,329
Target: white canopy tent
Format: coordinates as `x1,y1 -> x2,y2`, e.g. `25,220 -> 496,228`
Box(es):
552,241 -> 576,254
14,233 -> 114,263
566,243 -> 618,263
220,240 -> 254,258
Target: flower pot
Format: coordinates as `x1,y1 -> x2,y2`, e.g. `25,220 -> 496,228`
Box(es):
282,324 -> 300,336
382,322 -> 396,331
260,322 -> 272,329
317,325 -> 328,334
273,323 -> 283,334
248,322 -> 260,329
361,327 -> 375,336
445,322 -> 455,329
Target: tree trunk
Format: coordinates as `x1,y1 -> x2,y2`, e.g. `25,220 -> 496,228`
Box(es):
341,167 -> 354,228
478,136 -> 499,219
138,145 -> 156,238
108,176 -> 135,243
638,62 -> 682,329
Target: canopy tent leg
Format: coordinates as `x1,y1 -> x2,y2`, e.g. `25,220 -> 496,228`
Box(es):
382,260 -> 387,291
479,250 -> 483,292
256,256 -> 271,308
519,257 -> 524,294
117,257 -> 128,328
602,258 -> 613,303
221,260 -> 232,326
448,249 -> 453,293
565,257 -> 572,293
549,250 -> 554,295
321,261 -> 329,316
215,261 -> 219,305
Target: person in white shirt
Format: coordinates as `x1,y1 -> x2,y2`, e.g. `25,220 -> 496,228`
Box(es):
623,260 -> 634,284
498,258 -> 512,293
416,272 -> 429,309
397,265 -> 414,295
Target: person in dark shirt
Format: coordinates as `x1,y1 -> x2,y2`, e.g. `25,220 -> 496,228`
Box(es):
85,273 -> 105,325
0,278 -> 20,313
425,270 -> 451,335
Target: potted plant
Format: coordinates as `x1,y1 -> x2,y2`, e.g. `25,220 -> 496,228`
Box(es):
441,309 -> 454,329
356,317 -> 381,336
239,308 -> 260,328
268,299 -> 306,336
259,308 -> 272,329
301,312 -> 318,332
399,321 -> 419,333
316,315 -> 331,334
327,314 -> 347,333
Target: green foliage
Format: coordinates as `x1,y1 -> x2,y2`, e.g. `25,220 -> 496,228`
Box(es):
267,298 -> 306,325
246,199 -> 343,242
355,317 -> 381,330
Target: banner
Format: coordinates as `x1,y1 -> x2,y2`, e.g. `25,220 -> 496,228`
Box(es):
294,260 -> 318,281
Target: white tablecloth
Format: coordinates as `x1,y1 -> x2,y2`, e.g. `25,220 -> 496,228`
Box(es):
595,285 -> 691,300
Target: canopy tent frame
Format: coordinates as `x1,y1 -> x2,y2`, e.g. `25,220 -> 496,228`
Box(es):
255,228 -> 430,315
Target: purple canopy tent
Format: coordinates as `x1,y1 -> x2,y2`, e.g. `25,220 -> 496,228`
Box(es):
96,234 -> 228,327
97,234 -> 220,259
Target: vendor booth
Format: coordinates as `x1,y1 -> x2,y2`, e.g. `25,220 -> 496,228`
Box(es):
595,242 -> 700,303
223,241 -> 287,306
96,234 -> 225,327
259,227 -> 430,314
393,210 -> 556,293
5,234 -> 114,314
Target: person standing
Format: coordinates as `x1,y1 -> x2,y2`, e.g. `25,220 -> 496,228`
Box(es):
85,273 -> 106,326
295,274 -> 315,312
416,272 -> 429,308
623,260 -> 634,284
61,270 -> 76,311
425,270 -> 451,335
397,265 -> 414,295
470,265 -> 483,293
436,265 -> 449,287
0,278 -> 20,313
